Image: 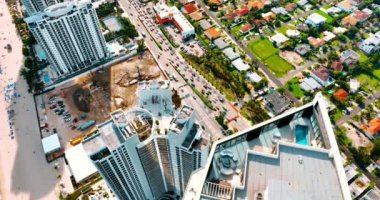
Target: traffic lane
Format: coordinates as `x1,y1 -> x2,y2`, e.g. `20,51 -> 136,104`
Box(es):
120,0 -> 232,132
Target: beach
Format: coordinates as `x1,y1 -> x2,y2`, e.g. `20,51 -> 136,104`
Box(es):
0,1 -> 66,199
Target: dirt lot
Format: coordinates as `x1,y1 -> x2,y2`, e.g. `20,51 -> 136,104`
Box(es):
36,52 -> 165,147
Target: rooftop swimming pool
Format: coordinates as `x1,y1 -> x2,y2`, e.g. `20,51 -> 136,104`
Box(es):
295,125 -> 309,145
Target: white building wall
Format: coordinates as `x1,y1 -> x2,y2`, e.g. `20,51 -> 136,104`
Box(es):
25,1 -> 107,78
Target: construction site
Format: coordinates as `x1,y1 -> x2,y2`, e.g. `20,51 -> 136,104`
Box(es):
35,52 -> 165,148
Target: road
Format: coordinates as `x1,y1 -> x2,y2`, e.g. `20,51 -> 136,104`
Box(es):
336,91 -> 380,126
340,145 -> 380,189
118,0 -> 242,140
196,0 -> 302,105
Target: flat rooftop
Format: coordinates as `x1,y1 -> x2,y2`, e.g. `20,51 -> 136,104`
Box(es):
234,143 -> 344,200
83,108 -> 154,156
183,94 -> 350,200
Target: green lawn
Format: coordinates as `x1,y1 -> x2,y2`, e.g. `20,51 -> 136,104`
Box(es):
276,24 -> 295,35
247,39 -> 279,60
314,10 -> 334,23
355,49 -> 369,63
331,109 -> 344,123
231,24 -> 243,39
322,4 -> 332,9
355,69 -> 380,92
264,55 -> 294,77
286,78 -> 304,98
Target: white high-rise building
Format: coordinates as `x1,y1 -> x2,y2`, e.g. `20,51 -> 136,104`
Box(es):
82,81 -> 209,199
24,0 -> 107,77
21,0 -> 62,16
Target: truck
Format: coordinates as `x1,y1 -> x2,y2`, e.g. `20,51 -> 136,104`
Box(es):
70,136 -> 84,146
79,120 -> 96,131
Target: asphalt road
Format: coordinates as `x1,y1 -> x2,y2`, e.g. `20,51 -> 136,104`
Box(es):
196,0 -> 302,105
336,91 -> 380,126
118,0 -> 234,140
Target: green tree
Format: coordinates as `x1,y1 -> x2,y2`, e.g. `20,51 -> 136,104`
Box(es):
22,46 -> 29,56
137,40 -> 146,55
371,138 -> 380,158
346,27 -> 359,39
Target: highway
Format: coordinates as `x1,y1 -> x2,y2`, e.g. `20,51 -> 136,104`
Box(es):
117,0 -> 239,141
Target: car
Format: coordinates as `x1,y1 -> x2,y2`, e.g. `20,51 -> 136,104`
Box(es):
53,128 -> 57,133
49,105 -> 57,109
64,118 -> 71,122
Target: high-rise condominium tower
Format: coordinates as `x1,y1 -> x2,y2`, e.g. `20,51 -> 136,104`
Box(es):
82,81 -> 209,199
24,0 -> 107,78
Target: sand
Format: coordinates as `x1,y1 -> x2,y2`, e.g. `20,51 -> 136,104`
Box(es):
0,1 -> 66,199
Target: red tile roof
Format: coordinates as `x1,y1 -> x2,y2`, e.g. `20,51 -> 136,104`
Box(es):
285,3 -> 297,11
236,7 -> 249,17
334,89 -> 349,102
362,119 -> 380,135
182,3 -> 198,14
224,12 -> 237,20
312,67 -> 329,81
331,61 -> 344,72
240,23 -> 253,33
205,27 -> 221,39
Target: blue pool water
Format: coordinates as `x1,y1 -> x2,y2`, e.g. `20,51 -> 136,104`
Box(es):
295,125 -> 309,145
43,74 -> 51,84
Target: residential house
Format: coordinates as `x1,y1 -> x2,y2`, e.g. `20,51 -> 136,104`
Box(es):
262,11 -> 276,21
285,3 -> 297,12
199,19 -> 212,30
359,31 -> 380,54
306,13 -> 326,27
224,12 -> 237,21
189,11 -> 203,21
263,90 -> 291,115
286,29 -> 300,38
333,89 -> 349,102
333,27 -> 348,34
247,0 -> 265,10
342,15 -> 359,26
271,7 -> 288,15
300,77 -> 322,91
352,9 -> 371,22
326,7 -> 342,15
322,31 -> 336,42
205,27 -> 221,40
232,58 -> 250,71
295,44 -> 311,55
270,33 -> 289,46
362,118 -> 380,139
308,37 -> 325,48
222,47 -> 239,60
340,49 -> 359,65
337,0 -> 358,12
349,79 -> 360,93
213,38 -> 229,50
246,71 -> 262,83
331,61 -> 344,72
311,67 -> 334,87
209,0 -> 222,5
297,0 -> 308,7
236,7 -> 249,17
240,23 -> 254,34
181,3 -> 198,14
